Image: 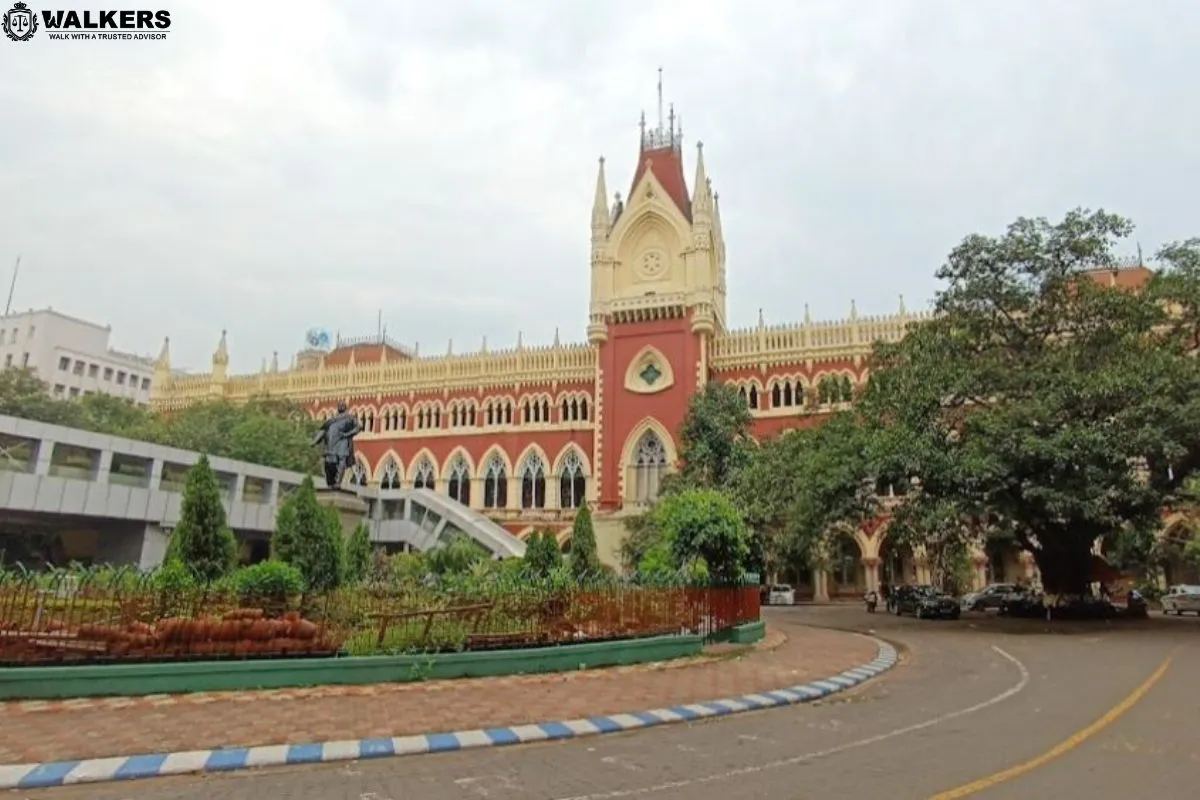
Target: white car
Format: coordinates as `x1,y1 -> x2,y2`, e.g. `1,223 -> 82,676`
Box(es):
1160,585 -> 1200,616
767,584 -> 795,606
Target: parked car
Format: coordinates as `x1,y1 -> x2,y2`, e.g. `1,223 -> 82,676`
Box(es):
767,584 -> 795,606
892,585 -> 961,619
1161,585 -> 1200,616
961,583 -> 1022,612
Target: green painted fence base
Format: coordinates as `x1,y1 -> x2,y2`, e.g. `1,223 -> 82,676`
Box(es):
0,634 -> 704,701
709,620 -> 767,645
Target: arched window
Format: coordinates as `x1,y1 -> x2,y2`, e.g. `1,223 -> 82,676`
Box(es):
748,385 -> 759,409
633,431 -> 667,504
380,457 -> 402,490
580,398 -> 589,421
347,459 -> 368,488
413,457 -> 435,490
521,454 -> 546,509
504,401 -> 513,425
559,451 -> 586,509
483,454 -> 507,509
447,456 -> 471,506
772,383 -> 782,408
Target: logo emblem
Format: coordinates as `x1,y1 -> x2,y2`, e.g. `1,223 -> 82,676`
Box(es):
2,2 -> 37,42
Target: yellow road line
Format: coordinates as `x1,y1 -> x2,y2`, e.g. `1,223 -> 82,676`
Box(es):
928,654 -> 1173,799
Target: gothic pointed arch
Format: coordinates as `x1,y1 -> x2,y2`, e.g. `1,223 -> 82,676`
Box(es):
512,443 -> 551,479
555,447 -> 589,510
624,345 -> 675,394
445,450 -> 473,507
518,449 -> 548,510
372,449 -> 404,483
376,451 -> 404,490
481,449 -> 510,509
343,453 -> 371,488
551,444 -> 593,479
440,446 -> 476,480
408,449 -> 438,490
618,417 -> 677,505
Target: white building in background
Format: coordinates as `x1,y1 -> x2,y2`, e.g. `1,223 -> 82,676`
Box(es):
0,308 -> 159,405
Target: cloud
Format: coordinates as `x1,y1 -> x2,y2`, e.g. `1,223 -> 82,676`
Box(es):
1,0 -> 1197,372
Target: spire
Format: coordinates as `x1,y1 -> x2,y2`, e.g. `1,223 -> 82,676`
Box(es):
271,350 -> 279,372
212,330 -> 228,366
592,157 -> 609,234
641,69 -> 681,151
757,308 -> 765,328
849,299 -> 858,320
898,294 -> 906,316
155,337 -> 170,370
447,338 -> 453,356
804,304 -> 812,324
481,335 -> 488,353
516,330 -> 524,350
691,141 -> 710,214
553,327 -> 560,346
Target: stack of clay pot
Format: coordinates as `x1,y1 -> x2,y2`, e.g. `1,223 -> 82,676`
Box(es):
76,609 -> 339,659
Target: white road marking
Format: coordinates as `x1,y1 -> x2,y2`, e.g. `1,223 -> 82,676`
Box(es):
553,646 -> 1030,800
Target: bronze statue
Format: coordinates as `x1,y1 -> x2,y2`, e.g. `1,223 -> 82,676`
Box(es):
311,401 -> 363,490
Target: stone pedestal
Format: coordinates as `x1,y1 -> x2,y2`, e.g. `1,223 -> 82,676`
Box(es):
315,488 -> 369,538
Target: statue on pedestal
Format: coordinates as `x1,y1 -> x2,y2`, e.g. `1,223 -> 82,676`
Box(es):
311,401 -> 362,490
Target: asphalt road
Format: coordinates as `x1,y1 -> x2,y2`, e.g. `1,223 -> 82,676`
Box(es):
16,607 -> 1200,800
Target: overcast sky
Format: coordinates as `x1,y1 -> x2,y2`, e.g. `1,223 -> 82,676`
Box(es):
2,1 -> 1197,373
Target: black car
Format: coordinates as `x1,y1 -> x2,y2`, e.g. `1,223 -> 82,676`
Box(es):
893,585 -> 961,619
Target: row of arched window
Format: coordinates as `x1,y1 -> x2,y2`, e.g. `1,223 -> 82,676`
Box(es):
728,374 -> 858,412
344,448 -> 594,511
332,393 -> 593,435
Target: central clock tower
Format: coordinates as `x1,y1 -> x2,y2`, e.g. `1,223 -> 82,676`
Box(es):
586,89 -> 728,510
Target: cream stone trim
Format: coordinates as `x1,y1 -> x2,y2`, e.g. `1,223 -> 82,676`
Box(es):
623,345 -> 675,394
512,443 -> 552,477
441,446 -> 476,477
616,417 -> 678,504
354,421 -> 596,441
372,449 -> 404,482
405,448 -> 439,484
477,446 -> 514,480
551,443 -> 593,478
828,521 -> 874,560
593,359 -> 604,499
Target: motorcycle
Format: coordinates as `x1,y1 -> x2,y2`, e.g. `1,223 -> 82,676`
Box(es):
864,590 -> 878,613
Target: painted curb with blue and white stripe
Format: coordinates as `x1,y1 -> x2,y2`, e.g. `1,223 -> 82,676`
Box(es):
0,639 -> 898,790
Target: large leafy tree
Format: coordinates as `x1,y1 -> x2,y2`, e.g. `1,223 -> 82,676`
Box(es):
862,209 -> 1200,595
655,488 -> 750,583
731,415 -> 878,581
676,381 -> 755,489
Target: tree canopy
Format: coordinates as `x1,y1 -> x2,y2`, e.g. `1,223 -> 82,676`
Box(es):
858,210 -> 1200,594
0,369 -> 319,473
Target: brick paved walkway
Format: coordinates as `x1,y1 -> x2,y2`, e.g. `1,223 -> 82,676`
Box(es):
0,624 -> 877,765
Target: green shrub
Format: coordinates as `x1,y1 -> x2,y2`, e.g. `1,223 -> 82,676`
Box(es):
569,506 -> 601,578
169,454 -> 238,582
344,522 -> 372,584
150,560 -> 197,618
271,475 -> 344,593
232,560 -> 305,614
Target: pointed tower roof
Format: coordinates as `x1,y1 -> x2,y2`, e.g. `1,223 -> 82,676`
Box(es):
629,71 -> 691,222
155,337 -> 170,370
592,157 -> 609,229
691,141 -> 710,214
212,330 -> 229,365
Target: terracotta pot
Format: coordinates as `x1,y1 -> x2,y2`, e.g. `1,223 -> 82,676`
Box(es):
292,620 -> 319,640
246,620 -> 273,641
